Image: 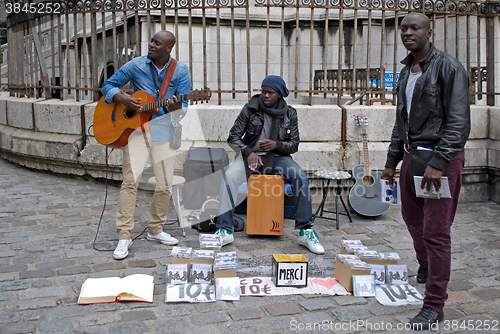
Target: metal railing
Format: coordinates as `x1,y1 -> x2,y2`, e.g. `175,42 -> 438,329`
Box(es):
0,27 -> 6,91
3,0 -> 500,105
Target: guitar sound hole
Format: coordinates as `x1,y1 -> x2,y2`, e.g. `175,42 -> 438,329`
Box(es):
362,175 -> 374,186
124,108 -> 137,119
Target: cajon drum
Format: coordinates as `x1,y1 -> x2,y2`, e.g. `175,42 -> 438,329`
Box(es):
246,175 -> 284,235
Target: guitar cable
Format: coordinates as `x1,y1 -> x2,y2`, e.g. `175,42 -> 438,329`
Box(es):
88,126 -> 148,252
92,145 -> 114,252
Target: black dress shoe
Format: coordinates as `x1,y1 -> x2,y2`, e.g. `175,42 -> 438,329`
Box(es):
409,306 -> 444,331
417,266 -> 428,283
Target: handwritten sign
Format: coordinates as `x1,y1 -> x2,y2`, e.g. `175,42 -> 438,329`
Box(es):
166,278 -> 349,302
275,262 -> 307,287
240,277 -> 349,297
272,254 -> 308,287
375,284 -> 423,306
165,283 -> 215,303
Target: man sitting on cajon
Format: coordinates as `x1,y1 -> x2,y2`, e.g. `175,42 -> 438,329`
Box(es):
214,75 -> 324,254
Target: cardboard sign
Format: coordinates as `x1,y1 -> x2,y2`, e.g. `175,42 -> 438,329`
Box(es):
165,283 -> 215,303
375,284 -> 423,306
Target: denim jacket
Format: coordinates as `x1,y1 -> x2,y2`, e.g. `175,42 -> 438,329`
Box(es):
101,55 -> 191,143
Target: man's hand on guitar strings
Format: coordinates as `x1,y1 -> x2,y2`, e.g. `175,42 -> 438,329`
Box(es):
115,92 -> 142,111
166,96 -> 183,117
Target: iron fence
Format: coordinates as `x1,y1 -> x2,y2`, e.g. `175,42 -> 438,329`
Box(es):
3,0 -> 500,105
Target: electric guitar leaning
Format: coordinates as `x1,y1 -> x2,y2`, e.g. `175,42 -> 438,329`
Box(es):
348,114 -> 390,217
93,88 -> 211,148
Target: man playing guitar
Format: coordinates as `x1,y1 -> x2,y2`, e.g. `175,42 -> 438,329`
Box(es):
101,31 -> 191,260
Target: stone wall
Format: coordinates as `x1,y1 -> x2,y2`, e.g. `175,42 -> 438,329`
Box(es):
0,95 -> 498,203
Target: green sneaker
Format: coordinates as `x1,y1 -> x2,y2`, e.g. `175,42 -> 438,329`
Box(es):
214,228 -> 234,246
298,228 -> 325,254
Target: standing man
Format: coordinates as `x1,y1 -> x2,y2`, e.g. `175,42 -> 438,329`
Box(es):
381,13 -> 470,330
214,75 -> 324,255
101,31 -> 191,260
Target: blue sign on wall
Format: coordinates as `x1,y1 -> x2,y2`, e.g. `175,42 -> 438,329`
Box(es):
371,72 -> 400,89
385,72 -> 400,89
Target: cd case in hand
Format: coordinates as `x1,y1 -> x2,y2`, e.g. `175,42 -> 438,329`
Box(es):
381,179 -> 401,204
413,176 -> 451,199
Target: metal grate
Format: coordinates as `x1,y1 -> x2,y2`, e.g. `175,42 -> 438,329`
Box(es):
3,0 -> 499,105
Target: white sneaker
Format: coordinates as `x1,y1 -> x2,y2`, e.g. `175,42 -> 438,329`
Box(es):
147,232 -> 178,245
298,228 -> 325,254
113,239 -> 132,260
214,228 -> 234,246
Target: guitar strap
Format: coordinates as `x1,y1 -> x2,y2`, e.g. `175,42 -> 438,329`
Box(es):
144,58 -> 177,135
149,58 -> 177,114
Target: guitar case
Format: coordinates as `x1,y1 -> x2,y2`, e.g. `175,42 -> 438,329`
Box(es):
182,147 -> 229,210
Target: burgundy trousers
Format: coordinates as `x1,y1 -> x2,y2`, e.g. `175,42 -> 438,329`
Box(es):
400,150 -> 465,313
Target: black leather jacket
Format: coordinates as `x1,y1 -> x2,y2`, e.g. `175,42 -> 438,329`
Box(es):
386,45 -> 471,172
227,95 -> 300,157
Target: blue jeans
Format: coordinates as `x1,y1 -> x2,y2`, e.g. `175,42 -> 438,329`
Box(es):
216,154 -> 313,232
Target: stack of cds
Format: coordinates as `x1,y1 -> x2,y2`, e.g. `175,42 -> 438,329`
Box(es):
355,249 -> 380,260
336,239 -> 402,293
336,253 -> 370,269
200,240 -> 222,251
170,246 -> 193,259
199,233 -> 222,251
341,239 -> 369,253
346,258 -> 371,269
341,240 -> 363,248
213,251 -> 238,271
336,254 -> 359,263
380,252 -> 401,261
346,244 -> 368,253
192,249 -> 215,260
199,234 -> 220,242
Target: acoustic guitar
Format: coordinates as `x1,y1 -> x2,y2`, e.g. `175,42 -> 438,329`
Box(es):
348,114 -> 390,217
93,88 -> 211,148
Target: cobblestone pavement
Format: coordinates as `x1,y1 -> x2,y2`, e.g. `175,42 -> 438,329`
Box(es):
1,157 -> 499,334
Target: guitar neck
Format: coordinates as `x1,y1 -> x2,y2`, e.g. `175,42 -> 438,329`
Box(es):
140,93 -> 190,113
361,128 -> 371,175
